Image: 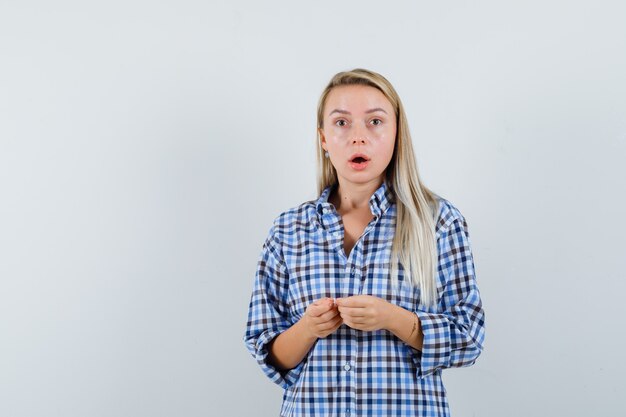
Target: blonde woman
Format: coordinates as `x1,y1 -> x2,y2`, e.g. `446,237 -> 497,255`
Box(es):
244,68 -> 485,417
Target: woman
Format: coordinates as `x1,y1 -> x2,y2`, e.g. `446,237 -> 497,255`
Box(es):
244,68 -> 485,417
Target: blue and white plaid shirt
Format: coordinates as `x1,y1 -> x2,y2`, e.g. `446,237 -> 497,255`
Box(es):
244,180 -> 485,417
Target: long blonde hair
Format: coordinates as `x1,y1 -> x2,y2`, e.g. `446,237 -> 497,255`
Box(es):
315,68 -> 440,308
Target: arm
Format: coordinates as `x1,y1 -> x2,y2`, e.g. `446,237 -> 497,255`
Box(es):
243,224 -> 308,389
386,304 -> 424,351
269,297 -> 341,370
267,316 -> 317,371
391,216 -> 486,379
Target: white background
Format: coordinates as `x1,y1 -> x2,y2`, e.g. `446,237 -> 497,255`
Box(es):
1,1 -> 625,416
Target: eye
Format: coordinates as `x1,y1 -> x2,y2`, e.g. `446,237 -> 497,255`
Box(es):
335,119 -> 348,127
370,118 -> 382,126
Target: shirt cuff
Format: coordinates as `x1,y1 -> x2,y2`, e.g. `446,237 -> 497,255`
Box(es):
249,328 -> 306,390
411,310 -> 451,379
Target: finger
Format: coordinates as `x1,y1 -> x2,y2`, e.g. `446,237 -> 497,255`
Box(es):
309,301 -> 332,317
313,311 -> 338,326
318,315 -> 341,331
336,297 -> 364,308
335,297 -> 349,307
319,298 -> 335,309
317,302 -> 335,315
319,307 -> 341,321
329,315 -> 343,329
307,306 -> 324,318
313,297 -> 333,306
349,317 -> 367,324
331,317 -> 343,330
338,306 -> 367,317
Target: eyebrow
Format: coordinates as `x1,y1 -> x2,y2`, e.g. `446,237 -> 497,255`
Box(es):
328,107 -> 388,116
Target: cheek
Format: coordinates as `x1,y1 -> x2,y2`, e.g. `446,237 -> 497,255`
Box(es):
371,125 -> 395,141
373,133 -> 395,154
327,128 -> 349,142
385,128 -> 397,150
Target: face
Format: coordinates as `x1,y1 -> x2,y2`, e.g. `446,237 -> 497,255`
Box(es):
318,84 -> 396,187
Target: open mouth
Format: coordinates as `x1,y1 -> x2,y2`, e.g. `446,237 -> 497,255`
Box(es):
349,153 -> 371,163
348,154 -> 370,170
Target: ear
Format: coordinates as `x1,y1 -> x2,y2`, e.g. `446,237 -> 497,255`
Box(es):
318,127 -> 327,150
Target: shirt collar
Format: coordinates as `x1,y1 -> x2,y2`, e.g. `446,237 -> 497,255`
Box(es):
315,180 -> 395,219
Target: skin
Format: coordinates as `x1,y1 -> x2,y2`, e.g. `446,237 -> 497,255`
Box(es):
320,84 -> 396,258
267,85 -> 424,373
319,84 -> 396,212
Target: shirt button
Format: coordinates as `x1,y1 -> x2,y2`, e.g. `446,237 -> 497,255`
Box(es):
350,266 -> 355,276
344,363 -> 351,371
346,408 -> 350,416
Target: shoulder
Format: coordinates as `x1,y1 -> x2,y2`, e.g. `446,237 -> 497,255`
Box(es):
431,193 -> 468,236
265,197 -> 318,243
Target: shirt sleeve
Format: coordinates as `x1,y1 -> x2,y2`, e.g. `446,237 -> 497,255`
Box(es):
409,215 -> 486,379
243,223 -> 305,389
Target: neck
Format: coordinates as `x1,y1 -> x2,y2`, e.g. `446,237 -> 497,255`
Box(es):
331,177 -> 384,212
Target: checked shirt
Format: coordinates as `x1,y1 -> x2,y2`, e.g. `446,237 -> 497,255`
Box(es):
244,180 -> 485,417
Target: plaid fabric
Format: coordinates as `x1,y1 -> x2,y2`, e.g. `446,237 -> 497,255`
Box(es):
244,180 -> 485,417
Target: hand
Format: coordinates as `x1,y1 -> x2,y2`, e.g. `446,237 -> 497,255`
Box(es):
301,297 -> 343,339
335,295 -> 394,332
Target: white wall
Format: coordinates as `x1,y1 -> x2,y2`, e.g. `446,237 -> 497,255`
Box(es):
1,1 -> 624,416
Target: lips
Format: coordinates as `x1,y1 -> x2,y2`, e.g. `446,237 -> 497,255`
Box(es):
349,153 -> 371,163
348,153 -> 371,171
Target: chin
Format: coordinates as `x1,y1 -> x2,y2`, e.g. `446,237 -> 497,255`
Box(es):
339,171 -> 382,184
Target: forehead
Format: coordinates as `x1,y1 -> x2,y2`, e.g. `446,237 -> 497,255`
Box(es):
324,85 -> 393,114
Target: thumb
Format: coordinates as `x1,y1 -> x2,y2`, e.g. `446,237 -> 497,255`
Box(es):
311,298 -> 332,315
313,297 -> 333,307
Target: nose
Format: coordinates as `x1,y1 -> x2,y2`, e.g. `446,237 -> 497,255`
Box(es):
351,123 -> 368,144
